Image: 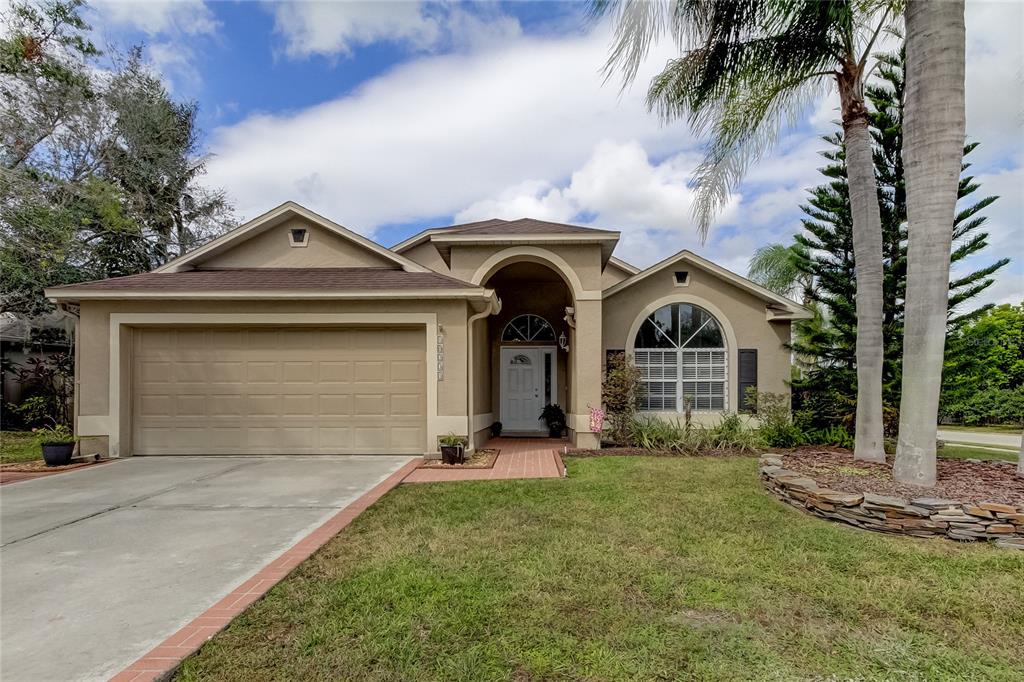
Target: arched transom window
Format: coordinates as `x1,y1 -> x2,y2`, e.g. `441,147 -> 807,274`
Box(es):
633,303 -> 727,412
502,314 -> 555,342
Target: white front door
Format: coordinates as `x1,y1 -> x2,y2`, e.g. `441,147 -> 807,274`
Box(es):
500,347 -> 556,432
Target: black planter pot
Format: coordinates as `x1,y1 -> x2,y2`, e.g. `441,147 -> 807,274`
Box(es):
548,424 -> 565,438
41,442 -> 74,467
440,444 -> 464,465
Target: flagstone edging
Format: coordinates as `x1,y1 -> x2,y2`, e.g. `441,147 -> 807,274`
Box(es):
759,455 -> 1024,549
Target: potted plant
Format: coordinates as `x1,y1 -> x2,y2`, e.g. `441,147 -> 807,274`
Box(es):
539,404 -> 567,438
490,421 -> 502,438
438,433 -> 465,464
36,423 -> 75,466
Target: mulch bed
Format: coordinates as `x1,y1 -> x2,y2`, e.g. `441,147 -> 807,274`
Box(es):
0,457 -> 112,485
567,446 -> 758,459
778,447 -> 1024,507
418,448 -> 499,470
0,456 -> 106,473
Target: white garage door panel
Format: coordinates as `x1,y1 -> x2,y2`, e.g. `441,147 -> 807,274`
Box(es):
132,327 -> 426,455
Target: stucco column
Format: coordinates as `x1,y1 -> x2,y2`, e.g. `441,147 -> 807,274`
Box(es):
571,298 -> 602,448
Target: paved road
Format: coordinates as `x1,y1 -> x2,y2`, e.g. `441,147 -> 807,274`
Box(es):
937,429 -> 1021,450
0,455 -> 412,682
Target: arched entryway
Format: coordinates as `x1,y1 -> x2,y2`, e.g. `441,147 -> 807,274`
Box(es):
481,261 -> 573,435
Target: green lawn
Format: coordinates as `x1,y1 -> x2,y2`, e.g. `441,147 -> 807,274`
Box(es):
0,431 -> 42,464
177,457 -> 1023,682
939,444 -> 1018,462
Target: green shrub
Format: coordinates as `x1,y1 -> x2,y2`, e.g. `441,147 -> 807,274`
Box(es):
625,414 -> 762,454
707,413 -> 763,453
602,353 -> 644,445
939,386 -> 1024,427
802,424 -> 855,449
749,391 -> 804,448
8,395 -> 49,428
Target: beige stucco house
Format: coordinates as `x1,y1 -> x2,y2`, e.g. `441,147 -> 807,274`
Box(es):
46,202 -> 809,457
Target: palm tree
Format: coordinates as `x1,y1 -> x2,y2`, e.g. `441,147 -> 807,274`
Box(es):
893,0 -> 966,487
596,0 -> 893,461
748,243 -> 812,300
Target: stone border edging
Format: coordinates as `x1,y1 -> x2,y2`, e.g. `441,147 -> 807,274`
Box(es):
109,458 -> 423,682
758,455 -> 1024,549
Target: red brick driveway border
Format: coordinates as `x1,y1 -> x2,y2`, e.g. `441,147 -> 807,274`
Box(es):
0,459 -> 114,486
110,442 -> 571,682
108,457 -> 422,682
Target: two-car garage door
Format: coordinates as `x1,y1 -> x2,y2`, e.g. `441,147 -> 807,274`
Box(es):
132,327 -> 426,455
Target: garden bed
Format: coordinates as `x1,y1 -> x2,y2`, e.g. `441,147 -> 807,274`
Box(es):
761,451 -> 1023,547
418,449 -> 499,470
0,456 -> 107,473
777,447 -> 1023,506
567,446 -> 758,458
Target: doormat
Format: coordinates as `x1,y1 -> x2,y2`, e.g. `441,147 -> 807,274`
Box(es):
419,449 -> 499,470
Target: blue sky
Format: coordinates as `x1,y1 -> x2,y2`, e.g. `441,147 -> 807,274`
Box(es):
85,0 -> 1022,307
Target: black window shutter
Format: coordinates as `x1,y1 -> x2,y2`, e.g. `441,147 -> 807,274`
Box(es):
738,349 -> 758,412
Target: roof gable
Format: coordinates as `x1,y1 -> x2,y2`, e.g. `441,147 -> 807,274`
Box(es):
393,217 -> 620,268
603,249 -> 811,320
392,217 -> 618,252
156,202 -> 429,273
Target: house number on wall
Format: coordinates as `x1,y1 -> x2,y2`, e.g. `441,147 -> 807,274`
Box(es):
436,328 -> 445,380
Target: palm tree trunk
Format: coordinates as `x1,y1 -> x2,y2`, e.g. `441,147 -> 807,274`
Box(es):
839,71 -> 886,463
894,0 -> 966,487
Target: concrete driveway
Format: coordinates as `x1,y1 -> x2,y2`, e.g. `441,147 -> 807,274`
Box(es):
0,455 -> 412,682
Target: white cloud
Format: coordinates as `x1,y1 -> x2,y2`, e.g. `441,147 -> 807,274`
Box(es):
89,0 -> 219,94
964,1 -> 1024,167
270,1 -> 522,60
203,25 -> 695,233
455,140 -> 751,269
457,141 -> 707,230
272,0 -> 440,58
203,4 -> 1022,288
147,41 -> 201,92
91,0 -> 219,37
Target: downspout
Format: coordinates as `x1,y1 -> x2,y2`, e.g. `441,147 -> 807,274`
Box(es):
467,294 -> 500,451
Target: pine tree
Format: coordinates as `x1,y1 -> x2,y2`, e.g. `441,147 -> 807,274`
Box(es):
764,46 -> 1008,431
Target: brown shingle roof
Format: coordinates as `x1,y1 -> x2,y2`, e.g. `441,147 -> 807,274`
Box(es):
441,218 -> 613,236
52,268 -> 477,292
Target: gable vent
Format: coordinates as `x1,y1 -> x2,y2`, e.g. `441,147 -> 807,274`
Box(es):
289,228 -> 309,247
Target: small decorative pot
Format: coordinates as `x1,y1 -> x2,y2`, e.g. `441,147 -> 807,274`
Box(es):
41,442 -> 75,467
440,444 -> 464,465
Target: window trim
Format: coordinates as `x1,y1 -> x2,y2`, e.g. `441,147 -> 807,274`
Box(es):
625,294 -> 738,414
501,314 -> 556,343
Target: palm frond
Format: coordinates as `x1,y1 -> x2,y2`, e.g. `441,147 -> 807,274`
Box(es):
747,242 -> 810,298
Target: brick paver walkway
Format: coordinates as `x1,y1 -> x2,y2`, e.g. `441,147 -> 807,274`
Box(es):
403,437 -> 567,483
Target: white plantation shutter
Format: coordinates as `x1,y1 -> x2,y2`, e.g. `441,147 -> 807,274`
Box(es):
634,304 -> 727,413
635,350 -> 678,411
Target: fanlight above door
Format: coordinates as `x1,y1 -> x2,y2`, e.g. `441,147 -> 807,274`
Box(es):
501,314 -> 556,342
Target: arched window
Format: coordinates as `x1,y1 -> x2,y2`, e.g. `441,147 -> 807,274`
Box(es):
633,303 -> 727,412
502,314 -> 555,342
